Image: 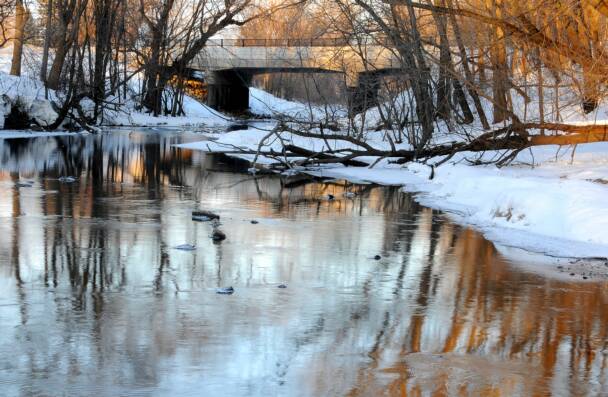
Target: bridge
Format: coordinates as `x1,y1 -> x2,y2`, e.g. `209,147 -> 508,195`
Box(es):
189,38 -> 402,113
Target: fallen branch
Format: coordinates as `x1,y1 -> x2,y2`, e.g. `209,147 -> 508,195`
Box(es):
220,121 -> 608,171
285,145 -> 370,167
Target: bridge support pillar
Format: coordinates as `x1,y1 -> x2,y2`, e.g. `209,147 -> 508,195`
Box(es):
348,73 -> 381,114
206,70 -> 253,113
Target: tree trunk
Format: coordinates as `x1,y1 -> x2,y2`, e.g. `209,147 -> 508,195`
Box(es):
432,0 -> 451,121
488,0 -> 510,124
40,0 -> 52,83
453,80 -> 474,124
93,0 -> 117,119
46,21 -> 69,90
10,0 -> 27,76
446,0 -> 490,129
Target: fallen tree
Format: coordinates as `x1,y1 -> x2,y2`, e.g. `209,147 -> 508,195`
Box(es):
242,121 -> 608,170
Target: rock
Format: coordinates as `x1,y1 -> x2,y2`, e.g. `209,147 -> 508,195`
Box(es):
583,276 -> 588,280
0,95 -> 10,128
16,181 -> 33,188
28,99 -> 59,127
570,273 -> 575,276
277,284 -> 287,289
216,286 -> 234,295
250,220 -> 259,224
58,176 -> 77,183
374,255 -> 382,260
174,244 -> 196,251
326,194 -> 335,200
212,229 -> 226,241
192,210 -> 220,221
227,124 -> 248,132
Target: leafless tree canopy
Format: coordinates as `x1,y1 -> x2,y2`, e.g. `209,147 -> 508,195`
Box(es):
0,0 -> 607,160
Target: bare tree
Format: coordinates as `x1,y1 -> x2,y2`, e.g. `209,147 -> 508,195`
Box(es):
39,0 -> 52,83
9,0 -> 28,76
136,0 -> 263,115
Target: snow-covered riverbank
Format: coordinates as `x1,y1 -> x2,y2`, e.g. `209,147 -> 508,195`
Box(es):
306,145 -> 608,259
178,125 -> 608,259
0,44 -> 235,131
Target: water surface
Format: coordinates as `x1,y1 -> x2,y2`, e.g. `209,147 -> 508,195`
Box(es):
0,129 -> 606,396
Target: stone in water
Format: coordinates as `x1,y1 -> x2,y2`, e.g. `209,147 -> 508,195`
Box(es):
212,229 -> 226,241
192,210 -> 220,221
58,176 -> 77,183
175,244 -> 196,251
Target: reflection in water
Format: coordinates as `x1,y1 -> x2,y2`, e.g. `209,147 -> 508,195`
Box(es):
0,130 -> 607,396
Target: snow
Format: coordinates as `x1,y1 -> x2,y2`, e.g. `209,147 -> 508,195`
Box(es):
249,87 -> 346,121
305,144 -> 608,259
0,68 -> 59,127
0,44 -> 231,129
107,91 -> 230,127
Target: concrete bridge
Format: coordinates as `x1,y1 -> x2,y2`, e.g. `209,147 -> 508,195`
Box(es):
190,38 -> 402,113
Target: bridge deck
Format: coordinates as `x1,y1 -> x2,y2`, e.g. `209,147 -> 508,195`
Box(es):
192,41 -> 401,83
206,37 -> 393,47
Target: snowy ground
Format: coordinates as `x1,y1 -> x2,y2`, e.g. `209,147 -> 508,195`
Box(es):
249,87 -> 346,120
105,93 -> 230,127
0,44 -> 234,129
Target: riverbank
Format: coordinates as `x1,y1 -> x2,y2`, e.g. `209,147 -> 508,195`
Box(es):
178,127 -> 608,259
306,145 -> 608,259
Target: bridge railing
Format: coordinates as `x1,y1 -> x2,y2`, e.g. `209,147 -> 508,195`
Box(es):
206,37 -> 394,48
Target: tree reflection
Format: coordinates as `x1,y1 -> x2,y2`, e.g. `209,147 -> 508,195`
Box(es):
0,130 -> 607,396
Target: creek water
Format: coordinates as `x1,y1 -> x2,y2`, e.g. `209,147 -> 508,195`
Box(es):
0,129 -> 606,396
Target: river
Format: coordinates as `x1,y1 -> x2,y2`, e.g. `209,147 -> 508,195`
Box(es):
0,128 -> 606,396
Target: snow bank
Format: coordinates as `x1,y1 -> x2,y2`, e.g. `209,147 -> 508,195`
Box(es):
0,71 -> 59,127
0,44 -> 231,129
106,90 -> 230,127
306,144 -> 608,258
358,73 -> 608,133
249,87 -> 346,121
